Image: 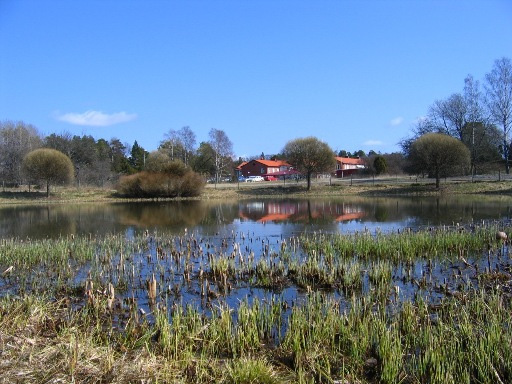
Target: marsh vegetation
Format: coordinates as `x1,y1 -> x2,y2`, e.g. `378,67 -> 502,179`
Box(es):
2,216 -> 512,383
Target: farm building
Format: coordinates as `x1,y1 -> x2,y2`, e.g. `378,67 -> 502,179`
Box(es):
334,157 -> 366,178
236,159 -> 292,178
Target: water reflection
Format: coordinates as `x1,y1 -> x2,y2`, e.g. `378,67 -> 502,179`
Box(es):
239,200 -> 366,223
0,196 -> 511,239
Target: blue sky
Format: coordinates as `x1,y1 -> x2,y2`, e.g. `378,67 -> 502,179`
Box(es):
1,1 -> 511,158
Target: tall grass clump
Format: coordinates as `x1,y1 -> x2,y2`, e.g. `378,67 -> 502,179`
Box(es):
301,223 -> 508,263
226,357 -> 283,384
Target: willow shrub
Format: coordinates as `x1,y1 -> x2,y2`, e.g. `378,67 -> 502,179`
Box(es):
116,170 -> 204,198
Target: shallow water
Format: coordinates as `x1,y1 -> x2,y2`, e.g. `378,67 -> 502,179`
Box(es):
1,195 -> 511,239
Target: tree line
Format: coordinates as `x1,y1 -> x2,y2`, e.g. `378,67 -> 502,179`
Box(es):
1,57 -> 509,193
401,56 -> 512,178
0,122 -> 235,190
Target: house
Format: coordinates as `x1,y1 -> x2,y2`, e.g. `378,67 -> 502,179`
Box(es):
334,157 -> 366,178
236,159 -> 292,178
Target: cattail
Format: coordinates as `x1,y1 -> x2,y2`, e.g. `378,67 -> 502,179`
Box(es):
147,273 -> 157,303
2,266 -> 13,276
107,282 -> 115,311
85,274 -> 94,305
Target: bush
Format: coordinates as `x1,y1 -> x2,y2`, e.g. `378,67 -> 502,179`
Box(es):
116,170 -> 204,198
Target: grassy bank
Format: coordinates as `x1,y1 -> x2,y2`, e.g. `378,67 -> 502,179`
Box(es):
1,175 -> 512,205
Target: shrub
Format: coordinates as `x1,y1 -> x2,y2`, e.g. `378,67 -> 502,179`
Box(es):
116,170 -> 204,198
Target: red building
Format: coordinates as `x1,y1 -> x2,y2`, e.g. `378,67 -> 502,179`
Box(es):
236,159 -> 292,178
334,157 -> 366,178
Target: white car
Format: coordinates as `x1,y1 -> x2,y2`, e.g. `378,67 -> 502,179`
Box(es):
246,176 -> 264,182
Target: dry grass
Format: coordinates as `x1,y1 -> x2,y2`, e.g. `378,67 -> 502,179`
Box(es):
0,175 -> 511,206
0,297 -> 196,383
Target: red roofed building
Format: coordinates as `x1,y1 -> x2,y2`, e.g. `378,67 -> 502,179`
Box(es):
334,157 -> 366,178
236,159 -> 292,178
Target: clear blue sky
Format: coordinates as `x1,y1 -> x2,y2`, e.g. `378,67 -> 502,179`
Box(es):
1,0 -> 511,158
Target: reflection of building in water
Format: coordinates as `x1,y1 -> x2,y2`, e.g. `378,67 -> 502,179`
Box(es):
334,203 -> 366,222
239,200 -> 366,223
258,201 -> 298,222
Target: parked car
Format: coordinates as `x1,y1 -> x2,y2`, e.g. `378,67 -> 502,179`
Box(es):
238,176 -> 246,182
246,176 -> 264,182
264,175 -> 278,181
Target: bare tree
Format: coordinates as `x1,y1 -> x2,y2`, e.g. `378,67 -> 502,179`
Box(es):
0,120 -> 42,186
485,57 -> 512,173
161,129 -> 180,160
179,126 -> 196,165
464,75 -> 485,173
429,94 -> 467,140
208,128 -> 233,183
464,75 -> 485,123
160,126 -> 196,165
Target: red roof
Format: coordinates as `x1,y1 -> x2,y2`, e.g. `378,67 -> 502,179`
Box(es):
335,157 -> 365,165
236,159 -> 291,170
236,161 -> 249,170
256,159 -> 291,167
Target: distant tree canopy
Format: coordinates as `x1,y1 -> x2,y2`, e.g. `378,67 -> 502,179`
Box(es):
160,126 -> 197,166
129,140 -> 148,172
485,57 -> 512,173
22,148 -> 74,197
0,120 -> 42,185
282,137 -> 335,190
373,156 -> 387,175
190,142 -> 216,176
402,57 -> 511,175
208,128 -> 234,182
407,133 -> 470,188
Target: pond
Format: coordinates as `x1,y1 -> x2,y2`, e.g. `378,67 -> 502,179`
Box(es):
1,195 -> 512,239
1,195 -> 512,328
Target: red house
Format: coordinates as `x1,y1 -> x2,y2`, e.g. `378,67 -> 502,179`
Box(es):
236,159 -> 292,178
334,157 -> 366,178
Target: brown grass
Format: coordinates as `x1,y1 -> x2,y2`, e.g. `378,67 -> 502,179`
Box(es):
0,175 -> 511,206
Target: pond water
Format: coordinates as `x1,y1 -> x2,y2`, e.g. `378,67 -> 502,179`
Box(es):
1,195 -> 511,239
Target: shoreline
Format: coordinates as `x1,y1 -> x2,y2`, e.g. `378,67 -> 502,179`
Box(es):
0,176 -> 511,205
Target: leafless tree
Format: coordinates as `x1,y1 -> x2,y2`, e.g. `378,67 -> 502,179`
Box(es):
161,129 -> 180,161
463,75 -> 497,174
179,126 -> 196,165
429,94 -> 467,140
485,57 -> 512,173
161,126 -> 196,165
208,128 -> 233,183
0,120 -> 42,186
